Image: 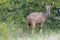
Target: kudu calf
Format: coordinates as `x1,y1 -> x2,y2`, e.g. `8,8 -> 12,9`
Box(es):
27,2 -> 54,35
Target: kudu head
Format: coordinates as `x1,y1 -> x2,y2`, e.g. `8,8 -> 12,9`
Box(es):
42,2 -> 54,18
42,2 -> 54,11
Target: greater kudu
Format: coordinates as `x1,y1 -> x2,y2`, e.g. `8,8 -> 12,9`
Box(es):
27,2 -> 54,35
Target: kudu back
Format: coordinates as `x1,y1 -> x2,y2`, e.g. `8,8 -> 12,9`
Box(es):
27,2 -> 54,35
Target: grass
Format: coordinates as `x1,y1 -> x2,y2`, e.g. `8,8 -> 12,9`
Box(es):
18,28 -> 60,40
0,22 -> 60,40
9,23 -> 60,40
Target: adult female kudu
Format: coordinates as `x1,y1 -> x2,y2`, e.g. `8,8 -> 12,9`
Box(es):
27,2 -> 54,35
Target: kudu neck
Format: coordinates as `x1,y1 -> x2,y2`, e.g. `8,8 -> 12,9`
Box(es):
45,10 -> 50,19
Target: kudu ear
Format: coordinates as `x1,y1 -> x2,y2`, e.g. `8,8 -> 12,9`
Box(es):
42,2 -> 46,7
50,2 -> 54,6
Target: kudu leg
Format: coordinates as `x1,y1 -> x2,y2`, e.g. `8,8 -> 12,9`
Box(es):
27,23 -> 31,33
31,22 -> 35,35
39,23 -> 44,33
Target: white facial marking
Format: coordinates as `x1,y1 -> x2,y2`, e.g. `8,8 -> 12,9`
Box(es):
46,5 -> 50,11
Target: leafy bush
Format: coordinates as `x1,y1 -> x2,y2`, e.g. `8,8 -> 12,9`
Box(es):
0,22 -> 9,40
